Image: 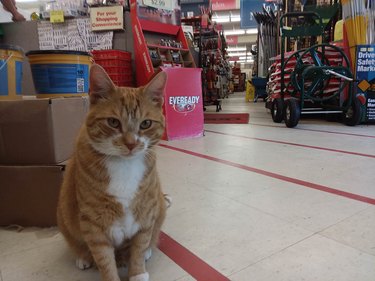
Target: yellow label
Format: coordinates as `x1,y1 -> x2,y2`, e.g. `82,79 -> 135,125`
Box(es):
50,10 -> 64,23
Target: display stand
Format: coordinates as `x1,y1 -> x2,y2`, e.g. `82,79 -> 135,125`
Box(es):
182,15 -> 230,112
129,0 -> 203,140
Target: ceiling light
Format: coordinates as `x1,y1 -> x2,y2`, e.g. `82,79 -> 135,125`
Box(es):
213,16 -> 230,23
231,16 -> 241,22
224,30 -> 246,36
228,52 -> 247,56
246,29 -> 258,34
227,47 -> 247,52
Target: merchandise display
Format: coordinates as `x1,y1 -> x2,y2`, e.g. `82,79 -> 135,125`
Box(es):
129,0 -> 204,140
182,13 -> 232,112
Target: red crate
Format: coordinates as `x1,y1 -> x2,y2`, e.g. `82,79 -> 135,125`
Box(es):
110,73 -> 133,87
102,66 -> 132,75
91,50 -> 131,60
94,59 -> 132,68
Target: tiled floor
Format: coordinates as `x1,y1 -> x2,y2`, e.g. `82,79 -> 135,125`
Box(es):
1,92 -> 375,281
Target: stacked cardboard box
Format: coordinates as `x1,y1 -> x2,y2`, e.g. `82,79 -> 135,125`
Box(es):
0,97 -> 89,226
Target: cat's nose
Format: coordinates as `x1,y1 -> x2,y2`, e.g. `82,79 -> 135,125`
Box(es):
126,143 -> 136,151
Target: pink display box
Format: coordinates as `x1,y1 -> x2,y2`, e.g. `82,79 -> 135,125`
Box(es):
161,67 -> 204,140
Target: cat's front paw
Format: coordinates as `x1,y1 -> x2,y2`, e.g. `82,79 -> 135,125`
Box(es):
129,272 -> 149,281
75,258 -> 92,270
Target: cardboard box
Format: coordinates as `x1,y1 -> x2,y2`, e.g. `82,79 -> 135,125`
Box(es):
0,97 -> 89,165
0,164 -> 65,227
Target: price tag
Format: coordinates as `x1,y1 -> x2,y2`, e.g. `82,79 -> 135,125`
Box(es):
50,10 -> 64,23
143,0 -> 173,11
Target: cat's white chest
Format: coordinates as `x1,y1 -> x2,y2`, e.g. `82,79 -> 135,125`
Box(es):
106,156 -> 146,247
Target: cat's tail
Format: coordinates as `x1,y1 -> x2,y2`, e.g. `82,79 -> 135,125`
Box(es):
163,194 -> 172,208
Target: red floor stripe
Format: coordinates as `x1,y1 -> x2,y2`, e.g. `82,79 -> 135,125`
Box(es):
250,123 -> 375,139
158,232 -> 230,281
159,144 -> 375,206
205,130 -> 375,159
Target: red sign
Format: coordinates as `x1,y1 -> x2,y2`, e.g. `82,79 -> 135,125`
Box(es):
212,0 -> 237,11
161,67 -> 204,140
226,35 -> 238,45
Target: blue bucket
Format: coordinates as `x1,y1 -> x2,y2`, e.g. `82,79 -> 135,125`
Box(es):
26,50 -> 93,98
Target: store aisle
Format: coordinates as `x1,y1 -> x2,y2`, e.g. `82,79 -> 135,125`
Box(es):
1,92 -> 375,281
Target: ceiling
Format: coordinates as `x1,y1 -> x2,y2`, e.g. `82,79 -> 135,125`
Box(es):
211,9 -> 257,64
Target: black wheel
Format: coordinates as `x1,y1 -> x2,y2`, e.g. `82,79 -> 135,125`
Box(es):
343,97 -> 362,126
271,98 -> 284,123
283,99 -> 301,128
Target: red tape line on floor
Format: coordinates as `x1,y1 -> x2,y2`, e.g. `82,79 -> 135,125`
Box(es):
158,232 -> 230,281
250,123 -> 375,139
159,144 -> 375,206
205,130 -> 375,159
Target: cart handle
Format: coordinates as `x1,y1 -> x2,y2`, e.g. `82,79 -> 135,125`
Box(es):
280,11 -> 322,30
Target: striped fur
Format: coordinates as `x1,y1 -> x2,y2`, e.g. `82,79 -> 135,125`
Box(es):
57,65 -> 167,281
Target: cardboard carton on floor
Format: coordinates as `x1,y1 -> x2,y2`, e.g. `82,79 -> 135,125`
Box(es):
0,97 -> 89,165
0,164 -> 65,227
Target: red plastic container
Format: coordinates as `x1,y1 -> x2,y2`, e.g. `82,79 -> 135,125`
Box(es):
91,50 -> 133,87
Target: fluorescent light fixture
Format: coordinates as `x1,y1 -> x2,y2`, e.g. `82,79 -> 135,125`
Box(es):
225,30 -> 246,36
227,47 -> 247,52
246,28 -> 258,34
213,17 -> 230,23
228,52 -> 247,56
231,16 -> 241,22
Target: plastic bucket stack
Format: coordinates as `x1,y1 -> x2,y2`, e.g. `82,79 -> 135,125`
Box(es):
26,50 -> 93,98
0,44 -> 24,100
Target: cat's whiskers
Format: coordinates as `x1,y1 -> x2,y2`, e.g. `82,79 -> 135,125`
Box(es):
143,150 -> 156,163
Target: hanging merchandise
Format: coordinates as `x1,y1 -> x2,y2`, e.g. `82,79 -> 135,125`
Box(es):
37,19 -> 113,51
341,0 -> 373,64
253,5 -> 279,77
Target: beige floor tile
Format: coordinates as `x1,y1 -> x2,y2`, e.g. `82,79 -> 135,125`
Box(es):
321,206 -> 375,255
0,227 -> 61,257
230,234 -> 375,281
0,230 -> 188,281
231,180 -> 368,232
163,196 -> 312,276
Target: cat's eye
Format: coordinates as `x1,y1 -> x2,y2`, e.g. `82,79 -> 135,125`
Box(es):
140,120 -> 152,130
107,118 -> 121,128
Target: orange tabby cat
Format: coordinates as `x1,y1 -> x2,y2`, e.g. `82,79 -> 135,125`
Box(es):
57,64 -> 167,281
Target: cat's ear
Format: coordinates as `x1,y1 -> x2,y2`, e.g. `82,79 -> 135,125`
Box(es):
143,71 -> 167,107
89,64 -> 116,104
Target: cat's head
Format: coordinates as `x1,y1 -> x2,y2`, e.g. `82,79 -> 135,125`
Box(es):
85,64 -> 166,158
